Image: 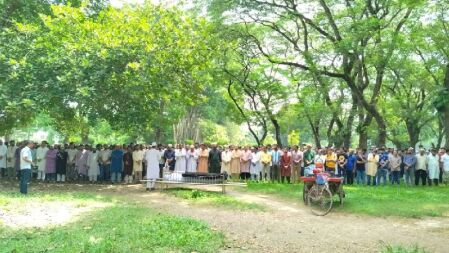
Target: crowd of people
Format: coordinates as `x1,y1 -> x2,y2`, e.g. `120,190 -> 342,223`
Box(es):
1,139 -> 449,194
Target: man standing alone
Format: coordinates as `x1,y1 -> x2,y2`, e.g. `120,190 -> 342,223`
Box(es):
20,141 -> 34,194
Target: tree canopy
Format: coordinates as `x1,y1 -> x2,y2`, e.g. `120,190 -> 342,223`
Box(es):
1,0 -> 448,148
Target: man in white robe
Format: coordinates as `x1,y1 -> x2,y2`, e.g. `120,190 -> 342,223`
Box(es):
174,144 -> 187,173
186,145 -> 198,172
36,141 -> 49,181
250,147 -> 262,181
427,149 -> 440,186
0,140 -> 7,178
145,143 -> 161,190
221,146 -> 232,175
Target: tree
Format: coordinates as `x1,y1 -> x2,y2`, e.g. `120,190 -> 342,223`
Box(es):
207,0 -> 422,148
1,2 -> 223,144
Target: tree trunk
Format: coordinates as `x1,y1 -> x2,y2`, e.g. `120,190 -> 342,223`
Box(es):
306,114 -> 321,149
436,116 -> 445,148
358,114 -> 372,150
405,120 -> 420,149
227,81 -> 263,146
375,115 -> 387,147
443,109 -> 449,148
326,119 -> 335,147
343,96 -> 357,148
442,64 -> 449,148
312,126 -> 321,149
155,127 -> 162,144
271,117 -> 282,148
358,132 -> 368,150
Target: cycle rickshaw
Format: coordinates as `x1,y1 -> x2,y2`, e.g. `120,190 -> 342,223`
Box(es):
300,168 -> 345,216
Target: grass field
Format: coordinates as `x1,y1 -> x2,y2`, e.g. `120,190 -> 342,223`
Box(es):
0,191 -> 224,253
246,182 -> 449,218
164,188 -> 265,211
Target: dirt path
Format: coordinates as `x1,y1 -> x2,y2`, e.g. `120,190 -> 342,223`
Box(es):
115,185 -> 449,253
2,182 -> 449,252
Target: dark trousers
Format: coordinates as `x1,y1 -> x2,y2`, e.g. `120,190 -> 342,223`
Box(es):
0,167 -> 5,177
159,164 -> 165,178
271,165 -> 280,182
20,169 -> 31,194
376,168 -> 388,186
367,175 -> 376,186
391,171 -> 400,185
45,173 -> 56,182
300,166 -> 305,177
428,178 -> 439,186
240,172 -> 251,180
281,176 -> 290,183
439,168 -> 443,183
100,164 -> 110,182
346,170 -> 354,185
415,170 -> 427,186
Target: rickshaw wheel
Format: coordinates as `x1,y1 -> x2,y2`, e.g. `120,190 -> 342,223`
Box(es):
307,185 -> 333,216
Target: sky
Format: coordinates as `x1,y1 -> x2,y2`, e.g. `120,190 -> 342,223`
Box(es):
109,0 -> 188,8
109,0 -> 145,8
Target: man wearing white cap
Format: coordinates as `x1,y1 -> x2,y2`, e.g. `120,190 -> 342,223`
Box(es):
145,142 -> 161,190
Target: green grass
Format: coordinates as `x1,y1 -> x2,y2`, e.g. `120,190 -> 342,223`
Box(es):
0,191 -> 224,253
165,188 -> 265,211
246,182 -> 449,218
381,243 -> 429,253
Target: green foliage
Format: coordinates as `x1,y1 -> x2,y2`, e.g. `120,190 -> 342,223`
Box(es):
199,119 -> 229,145
287,130 -> 300,146
0,1 -> 223,143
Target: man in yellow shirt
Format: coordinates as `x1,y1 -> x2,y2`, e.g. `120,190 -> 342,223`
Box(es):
325,148 -> 337,173
261,146 -> 272,181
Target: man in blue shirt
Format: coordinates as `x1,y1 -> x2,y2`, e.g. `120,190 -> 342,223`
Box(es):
403,148 -> 417,186
271,145 -> 282,183
163,144 -> 176,171
110,145 -> 124,183
345,149 -> 357,185
377,147 -> 390,186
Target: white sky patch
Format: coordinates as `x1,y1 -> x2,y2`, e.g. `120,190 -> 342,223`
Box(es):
110,0 -> 145,8
110,0 -> 193,8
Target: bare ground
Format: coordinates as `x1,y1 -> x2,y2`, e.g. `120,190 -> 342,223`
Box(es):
1,182 -> 449,252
